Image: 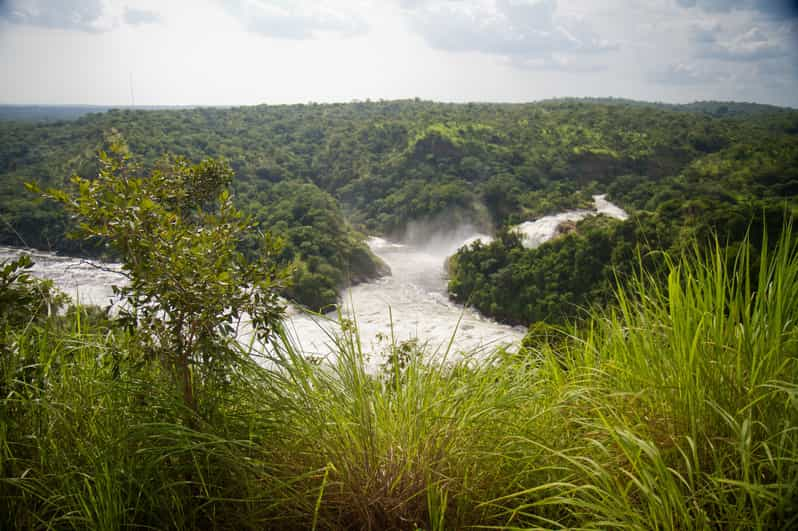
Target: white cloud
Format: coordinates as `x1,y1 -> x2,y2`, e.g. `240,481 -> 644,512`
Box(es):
221,0 -> 369,39
676,0 -> 798,20
650,62 -> 731,85
512,54 -> 608,72
691,22 -> 793,61
0,0 -> 109,32
0,0 -> 163,31
399,0 -> 616,71
123,7 -> 160,26
0,0 -> 796,107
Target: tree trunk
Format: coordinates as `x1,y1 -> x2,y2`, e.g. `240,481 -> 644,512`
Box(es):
179,351 -> 195,413
175,317 -> 196,414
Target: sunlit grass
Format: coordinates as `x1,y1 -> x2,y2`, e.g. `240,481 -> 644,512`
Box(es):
2,223 -> 796,529
493,223 -> 798,529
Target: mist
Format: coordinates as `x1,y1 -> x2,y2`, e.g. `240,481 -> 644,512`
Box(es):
397,210 -> 493,260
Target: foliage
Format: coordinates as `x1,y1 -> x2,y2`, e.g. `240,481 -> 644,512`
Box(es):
241,180 -> 387,311
450,126 -> 797,326
508,223 -> 798,529
1,222 -> 796,529
0,254 -> 66,331
2,98 -> 797,316
3,97 -> 798,528
449,215 -> 627,325
34,141 -> 287,412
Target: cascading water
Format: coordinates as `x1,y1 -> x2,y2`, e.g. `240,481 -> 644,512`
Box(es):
0,247 -> 124,307
513,194 -> 628,249
0,195 -> 627,367
594,194 -> 629,221
278,234 -> 523,367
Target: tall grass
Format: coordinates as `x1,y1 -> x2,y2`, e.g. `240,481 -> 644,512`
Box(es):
249,324 -> 567,529
496,223 -> 798,529
0,317 -> 290,530
1,223 -> 796,529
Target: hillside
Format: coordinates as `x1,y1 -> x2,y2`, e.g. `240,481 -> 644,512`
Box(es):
1,99 -> 796,315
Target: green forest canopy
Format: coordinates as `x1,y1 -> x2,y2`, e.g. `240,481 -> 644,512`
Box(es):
1,99 -> 796,318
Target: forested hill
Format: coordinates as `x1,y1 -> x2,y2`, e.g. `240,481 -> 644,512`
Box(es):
1,99 -> 797,315
545,98 -> 794,118
0,104 -> 204,123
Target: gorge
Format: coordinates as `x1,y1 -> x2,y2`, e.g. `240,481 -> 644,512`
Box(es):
0,195 -> 627,365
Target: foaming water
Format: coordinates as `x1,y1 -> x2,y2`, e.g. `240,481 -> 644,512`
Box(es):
0,195 -> 627,369
514,194 -> 628,249
594,194 -> 629,221
515,210 -> 592,248
275,235 -> 524,369
0,246 -> 124,307
0,240 -> 522,367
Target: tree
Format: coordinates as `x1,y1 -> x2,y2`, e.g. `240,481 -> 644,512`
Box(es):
33,138 -> 287,413
481,173 -> 522,225
0,255 -> 67,405
0,254 -> 65,331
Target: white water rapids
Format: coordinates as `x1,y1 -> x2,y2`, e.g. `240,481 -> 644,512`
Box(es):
276,234 -> 523,365
515,194 -> 629,248
0,246 -> 124,307
0,195 -> 626,366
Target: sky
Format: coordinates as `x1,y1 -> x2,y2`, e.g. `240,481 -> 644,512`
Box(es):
0,0 -> 797,107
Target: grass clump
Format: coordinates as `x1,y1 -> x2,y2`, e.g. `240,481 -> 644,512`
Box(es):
253,325 -> 567,529
1,221 -> 797,529
501,223 -> 798,529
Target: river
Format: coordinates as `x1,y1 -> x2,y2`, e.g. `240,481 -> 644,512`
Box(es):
0,195 -> 626,367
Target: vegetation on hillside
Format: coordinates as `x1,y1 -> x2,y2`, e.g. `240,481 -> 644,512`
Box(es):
449,117 -> 798,325
2,99 -> 797,314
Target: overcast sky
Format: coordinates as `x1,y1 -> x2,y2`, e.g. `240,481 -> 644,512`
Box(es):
1,0 -> 796,107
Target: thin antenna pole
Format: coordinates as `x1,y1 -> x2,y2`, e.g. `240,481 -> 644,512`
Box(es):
129,72 -> 135,107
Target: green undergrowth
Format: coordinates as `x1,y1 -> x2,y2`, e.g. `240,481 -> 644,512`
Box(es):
2,224 -> 797,529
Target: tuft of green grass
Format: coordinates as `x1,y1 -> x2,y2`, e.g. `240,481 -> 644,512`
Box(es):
246,321 -> 568,529
492,221 -> 798,529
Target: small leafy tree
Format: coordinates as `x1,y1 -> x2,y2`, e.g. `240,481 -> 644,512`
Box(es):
32,138 -> 287,413
0,254 -> 66,331
0,255 -> 67,408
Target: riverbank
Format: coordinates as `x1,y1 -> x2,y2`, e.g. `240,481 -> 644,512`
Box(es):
2,194 -> 628,363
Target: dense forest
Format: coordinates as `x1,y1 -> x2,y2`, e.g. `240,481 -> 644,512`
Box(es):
0,104 -> 196,123
1,99 -> 797,317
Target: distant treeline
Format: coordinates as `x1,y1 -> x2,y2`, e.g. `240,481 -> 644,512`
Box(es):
542,97 -> 794,118
0,104 -> 213,123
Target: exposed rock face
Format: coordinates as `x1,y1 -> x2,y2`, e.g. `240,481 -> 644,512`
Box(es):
554,220 -> 578,237
347,245 -> 392,285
